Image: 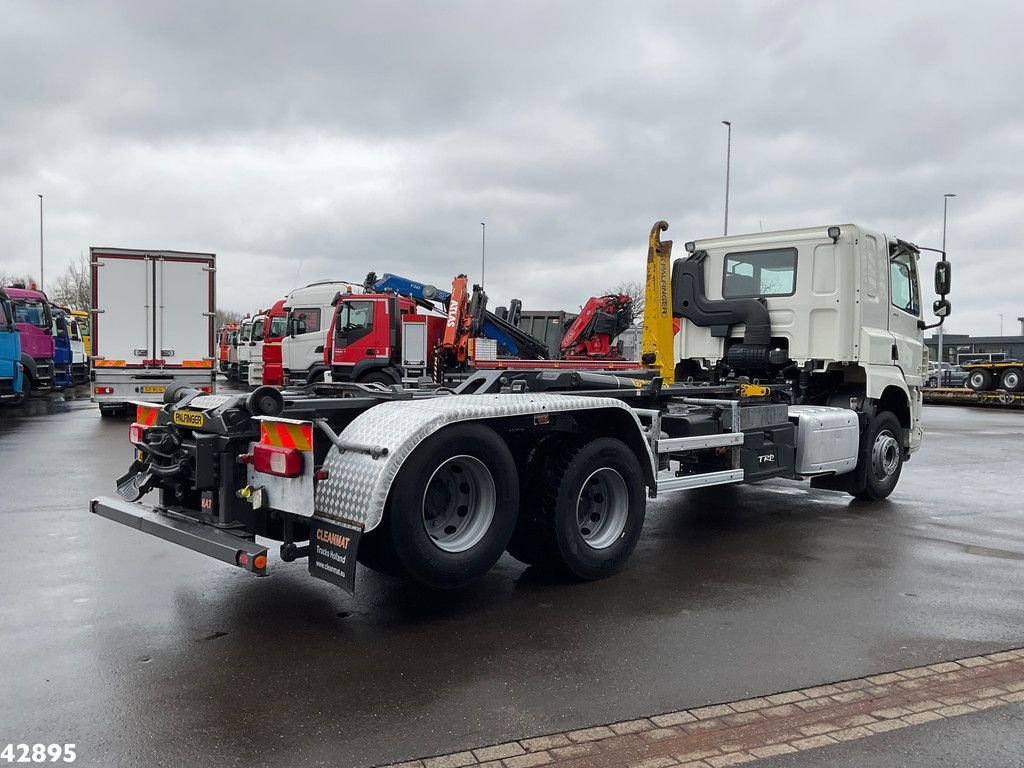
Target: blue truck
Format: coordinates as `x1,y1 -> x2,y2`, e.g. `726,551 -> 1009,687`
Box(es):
0,287 -> 24,401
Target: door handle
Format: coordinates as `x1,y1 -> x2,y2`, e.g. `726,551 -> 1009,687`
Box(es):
365,349 -> 376,356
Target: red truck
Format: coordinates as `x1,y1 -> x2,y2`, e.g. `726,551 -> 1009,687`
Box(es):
260,299 -> 288,386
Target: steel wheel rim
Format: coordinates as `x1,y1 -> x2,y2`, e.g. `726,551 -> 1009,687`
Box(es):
421,455 -> 496,553
871,429 -> 900,481
576,468 -> 629,550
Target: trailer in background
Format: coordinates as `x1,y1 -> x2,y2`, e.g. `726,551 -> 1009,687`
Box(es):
90,248 -> 216,416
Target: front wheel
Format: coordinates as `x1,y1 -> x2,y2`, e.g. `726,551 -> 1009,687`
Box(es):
851,411 -> 904,501
385,423 -> 519,589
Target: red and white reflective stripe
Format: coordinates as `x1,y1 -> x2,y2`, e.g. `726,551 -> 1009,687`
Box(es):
136,404 -> 159,426
259,420 -> 313,451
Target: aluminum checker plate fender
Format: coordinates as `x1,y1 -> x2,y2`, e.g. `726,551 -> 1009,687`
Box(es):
314,393 -> 653,531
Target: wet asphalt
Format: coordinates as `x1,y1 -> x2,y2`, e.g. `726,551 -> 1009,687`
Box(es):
0,391 -> 1022,768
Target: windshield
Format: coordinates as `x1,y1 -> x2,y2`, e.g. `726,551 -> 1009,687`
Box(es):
251,318 -> 265,342
239,321 -> 253,342
76,316 -> 91,336
268,316 -> 287,338
13,298 -> 49,328
0,298 -> 12,326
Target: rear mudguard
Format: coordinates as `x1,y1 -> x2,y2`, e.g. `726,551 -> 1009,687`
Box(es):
314,393 -> 654,532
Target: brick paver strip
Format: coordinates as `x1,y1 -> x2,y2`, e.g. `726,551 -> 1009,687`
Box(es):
379,649 -> 1024,768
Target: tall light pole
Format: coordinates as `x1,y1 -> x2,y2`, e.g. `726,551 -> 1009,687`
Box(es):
722,121 -> 732,236
480,222 -> 486,286
37,194 -> 44,291
938,193 -> 955,377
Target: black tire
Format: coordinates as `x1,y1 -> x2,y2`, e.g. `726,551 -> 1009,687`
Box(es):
510,438 -> 646,580
355,518 -> 406,578
21,375 -> 33,400
306,368 -> 326,385
850,410 -> 904,501
359,371 -> 397,387
966,368 -> 993,392
506,437 -> 574,567
385,423 -> 519,589
999,368 -> 1023,392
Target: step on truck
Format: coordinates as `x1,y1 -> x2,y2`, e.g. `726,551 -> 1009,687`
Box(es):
91,221 -> 952,594
90,248 -> 217,416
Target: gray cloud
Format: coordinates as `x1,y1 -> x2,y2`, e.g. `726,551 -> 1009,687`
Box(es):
1,0 -> 1021,335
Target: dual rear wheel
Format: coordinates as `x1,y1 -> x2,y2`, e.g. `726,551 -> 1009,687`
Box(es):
358,426 -> 647,587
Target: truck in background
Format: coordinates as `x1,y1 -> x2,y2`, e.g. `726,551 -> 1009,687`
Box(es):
260,300 -> 287,386
0,287 -> 24,401
281,281 -> 351,387
49,305 -> 74,390
90,248 -> 216,416
217,324 -> 238,379
66,311 -> 88,385
235,316 -> 255,385
70,309 -> 91,356
246,311 -> 268,388
5,286 -> 54,396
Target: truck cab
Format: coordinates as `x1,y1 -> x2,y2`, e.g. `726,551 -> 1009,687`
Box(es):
5,286 -> 54,395
217,324 -> 238,377
0,287 -> 24,401
325,292 -> 446,385
247,312 -> 268,388
672,223 -> 948,497
235,316 -> 254,384
49,305 -> 74,390
70,309 -> 91,358
260,300 -> 287,386
66,312 -> 88,385
281,281 -> 351,386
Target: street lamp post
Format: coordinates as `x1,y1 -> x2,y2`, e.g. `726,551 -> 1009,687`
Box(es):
722,121 -> 732,236
480,222 -> 486,287
38,194 -> 44,291
938,193 -> 955,381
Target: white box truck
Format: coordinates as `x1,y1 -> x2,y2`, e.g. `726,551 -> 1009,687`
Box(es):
90,248 -> 216,417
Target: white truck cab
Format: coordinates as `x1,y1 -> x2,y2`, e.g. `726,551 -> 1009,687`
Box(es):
280,281 -> 352,387
235,317 -> 254,384
671,223 -> 949,497
247,313 -> 267,388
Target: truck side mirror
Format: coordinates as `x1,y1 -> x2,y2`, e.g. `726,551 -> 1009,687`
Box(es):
934,261 -> 951,296
933,298 -> 951,318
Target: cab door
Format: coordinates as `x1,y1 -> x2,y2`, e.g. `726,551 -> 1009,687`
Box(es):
887,243 -> 923,388
331,299 -> 383,370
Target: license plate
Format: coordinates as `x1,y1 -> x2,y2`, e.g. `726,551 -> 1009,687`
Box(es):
142,385 -> 166,393
173,410 -> 205,429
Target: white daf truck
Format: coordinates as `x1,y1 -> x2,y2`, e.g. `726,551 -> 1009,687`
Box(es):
90,248 -> 216,416
92,221 -> 950,593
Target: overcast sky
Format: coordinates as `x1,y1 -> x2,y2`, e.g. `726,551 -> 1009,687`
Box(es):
1,0 -> 1021,336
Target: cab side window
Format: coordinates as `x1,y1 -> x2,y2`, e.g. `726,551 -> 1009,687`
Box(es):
293,308 -> 321,335
889,251 -> 920,316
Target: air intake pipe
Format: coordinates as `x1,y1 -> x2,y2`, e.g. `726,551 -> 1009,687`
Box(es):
671,250 -> 782,372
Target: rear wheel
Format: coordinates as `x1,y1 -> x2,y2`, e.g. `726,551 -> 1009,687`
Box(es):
967,368 -> 993,392
999,368 -> 1023,392
508,438 -> 646,580
385,423 -> 518,589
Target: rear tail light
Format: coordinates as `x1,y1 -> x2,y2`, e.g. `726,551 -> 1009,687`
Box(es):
253,444 -> 304,477
129,422 -> 147,445
94,386 -> 114,394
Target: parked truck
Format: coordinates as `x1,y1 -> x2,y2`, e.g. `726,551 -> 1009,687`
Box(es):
246,311 -> 268,388
260,300 -> 288,386
217,324 -> 238,378
5,285 -> 54,396
49,305 -> 74,391
280,281 -> 352,387
90,248 -> 216,416
961,360 -> 1023,393
92,221 -> 951,595
0,287 -> 24,401
66,311 -> 89,385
